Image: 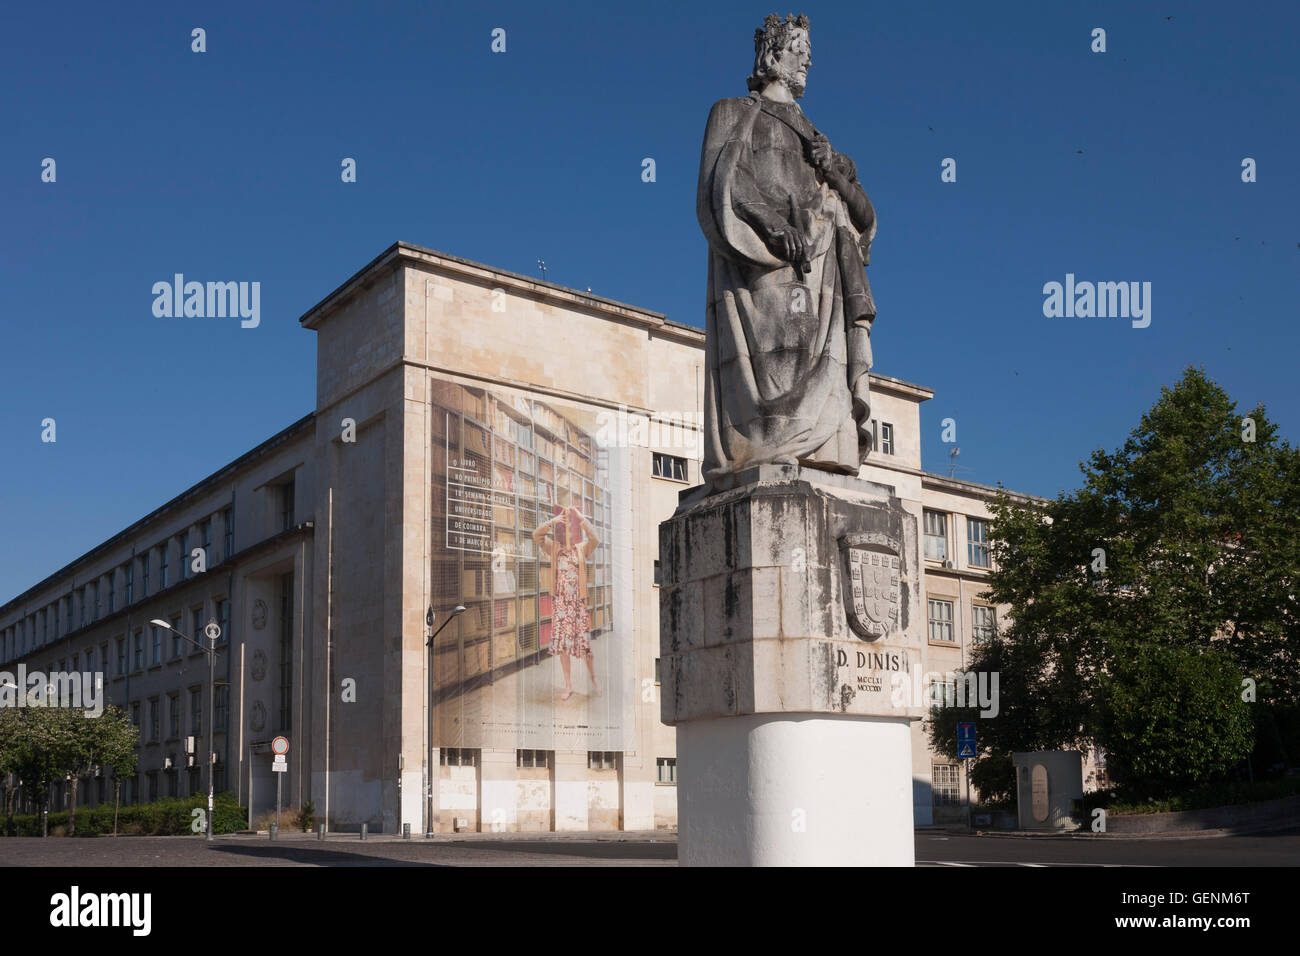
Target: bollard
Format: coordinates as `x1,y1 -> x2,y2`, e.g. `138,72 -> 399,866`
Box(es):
360,822 -> 368,841
403,823 -> 410,840
317,823 -> 325,841
270,823 -> 278,841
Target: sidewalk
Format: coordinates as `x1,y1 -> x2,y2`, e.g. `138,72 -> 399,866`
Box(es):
230,828 -> 676,843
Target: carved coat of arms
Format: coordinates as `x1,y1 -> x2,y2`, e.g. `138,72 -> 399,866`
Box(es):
839,532 -> 900,641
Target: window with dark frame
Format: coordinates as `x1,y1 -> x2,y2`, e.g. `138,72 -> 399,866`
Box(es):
587,751 -> 619,771
438,748 -> 479,767
656,757 -> 677,783
932,763 -> 960,806
971,604 -> 996,644
927,598 -> 955,644
651,452 -> 688,482
516,749 -> 552,769
923,510 -> 948,561
967,517 -> 991,568
280,478 -> 296,532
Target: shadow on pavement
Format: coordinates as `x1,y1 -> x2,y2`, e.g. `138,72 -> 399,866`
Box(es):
207,844 -> 444,866
440,839 -> 678,860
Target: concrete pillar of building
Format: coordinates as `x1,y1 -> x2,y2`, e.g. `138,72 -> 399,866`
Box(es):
659,465 -> 925,866
553,750 -> 590,831
479,749 -> 517,832
620,756 -> 655,831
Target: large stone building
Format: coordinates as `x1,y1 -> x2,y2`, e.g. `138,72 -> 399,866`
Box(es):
0,241 -> 1048,831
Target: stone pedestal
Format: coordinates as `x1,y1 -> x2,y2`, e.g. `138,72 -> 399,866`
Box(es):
660,464 -> 925,866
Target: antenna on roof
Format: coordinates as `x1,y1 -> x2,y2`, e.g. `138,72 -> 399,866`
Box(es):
948,446 -> 960,477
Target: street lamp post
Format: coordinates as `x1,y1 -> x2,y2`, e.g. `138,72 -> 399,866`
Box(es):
151,618 -> 222,841
425,605 -> 466,838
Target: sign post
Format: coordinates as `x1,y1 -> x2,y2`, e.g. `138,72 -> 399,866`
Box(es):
271,736 -> 289,832
203,619 -> 222,842
957,722 -> 976,830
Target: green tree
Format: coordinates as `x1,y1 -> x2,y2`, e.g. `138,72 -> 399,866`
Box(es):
1,708 -> 64,834
42,706 -> 138,836
932,367 -> 1298,799
1094,643 -> 1254,797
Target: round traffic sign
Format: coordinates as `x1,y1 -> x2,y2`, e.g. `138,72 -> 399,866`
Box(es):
204,619 -> 221,642
271,736 -> 289,755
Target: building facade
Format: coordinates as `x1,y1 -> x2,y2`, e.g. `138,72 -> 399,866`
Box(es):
0,241 -> 1049,831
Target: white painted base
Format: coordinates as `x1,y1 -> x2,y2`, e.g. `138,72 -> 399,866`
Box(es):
677,713 -> 915,866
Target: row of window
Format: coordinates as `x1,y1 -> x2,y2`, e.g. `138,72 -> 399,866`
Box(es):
923,510 -> 991,568
926,599 -> 996,645
0,507 -> 236,664
1,478 -> 299,666
21,598 -> 230,687
438,748 -> 677,783
129,685 -> 228,742
37,765 -> 221,812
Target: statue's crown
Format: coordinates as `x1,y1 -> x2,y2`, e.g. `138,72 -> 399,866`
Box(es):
754,12 -> 810,50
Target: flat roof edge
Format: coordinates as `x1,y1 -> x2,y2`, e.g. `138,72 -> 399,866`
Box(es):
299,241 -> 672,331
0,413 -> 316,616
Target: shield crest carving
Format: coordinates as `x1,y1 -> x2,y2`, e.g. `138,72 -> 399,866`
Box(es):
839,532 -> 901,641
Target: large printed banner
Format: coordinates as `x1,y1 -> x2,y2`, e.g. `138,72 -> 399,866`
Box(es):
429,376 -> 633,751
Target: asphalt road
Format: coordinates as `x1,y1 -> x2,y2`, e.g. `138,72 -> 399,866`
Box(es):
2,827 -> 1297,866
915,828 -> 1300,867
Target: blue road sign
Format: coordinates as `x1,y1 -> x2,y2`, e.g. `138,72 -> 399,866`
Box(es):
957,722 -> 976,759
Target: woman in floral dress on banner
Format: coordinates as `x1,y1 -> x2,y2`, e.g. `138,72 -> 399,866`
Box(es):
533,505 -> 601,700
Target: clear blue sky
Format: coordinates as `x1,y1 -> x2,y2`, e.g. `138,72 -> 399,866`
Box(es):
1,0 -> 1296,600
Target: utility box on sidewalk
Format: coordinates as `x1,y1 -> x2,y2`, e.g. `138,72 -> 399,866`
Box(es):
1012,751 -> 1084,830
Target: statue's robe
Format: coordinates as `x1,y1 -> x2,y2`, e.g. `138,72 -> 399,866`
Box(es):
697,91 -> 876,493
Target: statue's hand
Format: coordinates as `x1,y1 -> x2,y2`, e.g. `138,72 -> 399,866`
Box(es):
760,221 -> 806,268
808,134 -> 834,173
825,167 -> 853,197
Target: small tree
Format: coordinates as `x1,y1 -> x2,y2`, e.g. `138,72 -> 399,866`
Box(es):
0,709 -> 26,835
6,708 -> 64,835
44,707 -> 138,836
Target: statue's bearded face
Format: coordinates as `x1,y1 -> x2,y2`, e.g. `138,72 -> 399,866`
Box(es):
775,31 -> 811,97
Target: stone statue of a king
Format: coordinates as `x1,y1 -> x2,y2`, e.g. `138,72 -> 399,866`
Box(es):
697,13 -> 877,493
